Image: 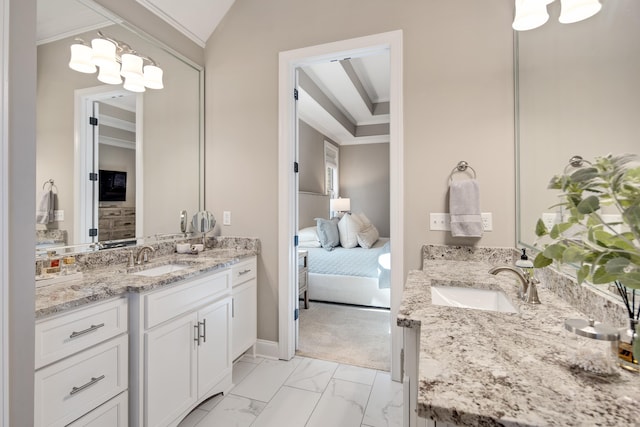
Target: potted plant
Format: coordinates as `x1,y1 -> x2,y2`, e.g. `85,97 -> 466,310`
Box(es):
533,153 -> 640,370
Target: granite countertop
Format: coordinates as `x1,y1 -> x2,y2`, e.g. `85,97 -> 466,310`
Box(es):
35,248 -> 257,319
398,260 -> 640,426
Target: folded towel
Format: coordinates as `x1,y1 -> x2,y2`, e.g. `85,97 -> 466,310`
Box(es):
449,179 -> 482,237
36,190 -> 55,225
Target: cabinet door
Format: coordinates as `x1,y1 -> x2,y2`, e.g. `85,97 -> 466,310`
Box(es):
197,297 -> 232,398
67,391 -> 128,427
231,280 -> 257,360
145,312 -> 198,427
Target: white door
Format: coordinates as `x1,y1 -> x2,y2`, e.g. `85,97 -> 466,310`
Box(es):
145,312 -> 197,427
197,298 -> 231,397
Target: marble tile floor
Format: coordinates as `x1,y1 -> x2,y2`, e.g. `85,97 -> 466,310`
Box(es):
178,354 -> 403,427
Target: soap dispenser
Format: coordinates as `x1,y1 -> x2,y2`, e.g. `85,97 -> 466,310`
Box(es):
516,248 -> 534,280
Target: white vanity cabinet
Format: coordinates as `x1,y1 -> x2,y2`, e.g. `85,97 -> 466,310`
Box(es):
231,256 -> 257,360
129,268 -> 233,427
34,297 -> 129,427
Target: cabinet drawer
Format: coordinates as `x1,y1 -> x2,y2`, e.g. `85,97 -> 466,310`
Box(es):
67,391 -> 128,427
113,218 -> 135,228
145,270 -> 231,329
35,298 -> 128,369
232,257 -> 257,287
34,335 -> 128,427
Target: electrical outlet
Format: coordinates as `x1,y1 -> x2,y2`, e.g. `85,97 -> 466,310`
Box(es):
429,213 -> 450,231
481,212 -> 492,231
541,212 -> 561,232
223,211 -> 231,226
54,210 -> 64,221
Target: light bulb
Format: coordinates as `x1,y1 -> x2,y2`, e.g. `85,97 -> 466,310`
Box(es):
513,0 -> 551,31
143,65 -> 164,89
559,0 -> 602,24
91,38 -> 116,67
97,60 -> 122,85
120,53 -> 143,79
68,43 -> 96,73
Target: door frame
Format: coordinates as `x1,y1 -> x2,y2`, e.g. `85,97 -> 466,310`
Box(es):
74,85 -> 143,245
277,30 -> 404,380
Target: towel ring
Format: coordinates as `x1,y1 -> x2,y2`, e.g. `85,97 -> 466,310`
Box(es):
449,161 -> 477,182
42,179 -> 58,192
563,155 -> 592,174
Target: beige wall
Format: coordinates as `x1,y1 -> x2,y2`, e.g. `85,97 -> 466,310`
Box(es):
205,0 -> 516,343
340,143 -> 390,237
298,119 -> 334,194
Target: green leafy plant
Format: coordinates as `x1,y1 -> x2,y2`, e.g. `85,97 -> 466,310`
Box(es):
533,154 -> 640,291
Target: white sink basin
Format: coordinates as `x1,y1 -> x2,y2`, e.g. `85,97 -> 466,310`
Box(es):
431,286 -> 518,313
132,263 -> 189,277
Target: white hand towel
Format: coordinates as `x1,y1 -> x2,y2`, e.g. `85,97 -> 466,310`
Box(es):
449,179 -> 483,238
36,190 -> 54,225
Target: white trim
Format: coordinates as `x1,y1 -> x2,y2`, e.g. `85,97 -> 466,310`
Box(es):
0,0 -> 8,422
99,136 -> 136,150
278,30 -> 404,381
254,339 -> 280,360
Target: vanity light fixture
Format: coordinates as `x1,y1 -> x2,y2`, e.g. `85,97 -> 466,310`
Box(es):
513,0 -> 602,31
68,31 -> 164,92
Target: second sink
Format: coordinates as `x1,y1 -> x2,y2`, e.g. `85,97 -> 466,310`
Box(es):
431,286 -> 518,313
132,263 -> 189,277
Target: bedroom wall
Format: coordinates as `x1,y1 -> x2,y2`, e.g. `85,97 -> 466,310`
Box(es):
340,143 -> 390,237
298,119 -> 338,194
204,0 -> 514,343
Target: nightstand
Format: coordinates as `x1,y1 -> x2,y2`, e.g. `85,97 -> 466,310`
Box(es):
298,250 -> 309,309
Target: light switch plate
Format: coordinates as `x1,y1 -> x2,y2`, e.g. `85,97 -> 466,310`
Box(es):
54,210 -> 64,221
429,213 -> 493,231
223,211 -> 231,225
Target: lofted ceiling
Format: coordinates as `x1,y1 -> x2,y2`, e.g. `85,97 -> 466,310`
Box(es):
38,0 -> 390,146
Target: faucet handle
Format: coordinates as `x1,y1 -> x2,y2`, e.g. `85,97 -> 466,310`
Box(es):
127,251 -> 135,268
525,279 -> 541,304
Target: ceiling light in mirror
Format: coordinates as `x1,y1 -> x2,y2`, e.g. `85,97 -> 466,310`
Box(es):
68,43 -> 96,73
97,60 -> 122,84
90,37 -> 116,67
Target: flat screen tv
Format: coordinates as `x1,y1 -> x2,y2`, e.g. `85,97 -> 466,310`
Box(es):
99,169 -> 127,202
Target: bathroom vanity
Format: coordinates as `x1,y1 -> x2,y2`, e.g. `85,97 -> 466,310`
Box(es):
399,254 -> 640,427
34,239 -> 259,427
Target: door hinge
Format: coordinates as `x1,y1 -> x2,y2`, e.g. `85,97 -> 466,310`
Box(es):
89,116 -> 98,126
294,162 -> 299,173
294,235 -> 299,247
294,308 -> 299,321
293,88 -> 299,100
89,228 -> 98,237
89,172 -> 98,181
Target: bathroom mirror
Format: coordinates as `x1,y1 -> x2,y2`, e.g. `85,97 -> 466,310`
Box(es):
516,2 -> 639,288
191,211 -> 216,234
36,0 -> 203,250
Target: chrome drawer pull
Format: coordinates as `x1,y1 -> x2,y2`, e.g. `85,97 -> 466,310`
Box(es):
194,324 -> 201,345
69,323 -> 105,339
239,269 -> 251,275
70,375 -> 105,395
199,319 -> 206,343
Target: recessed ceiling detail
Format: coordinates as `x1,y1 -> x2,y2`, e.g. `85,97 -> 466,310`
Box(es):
37,0 -> 115,45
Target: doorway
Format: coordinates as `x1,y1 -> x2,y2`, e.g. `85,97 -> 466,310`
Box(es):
278,30 -> 404,381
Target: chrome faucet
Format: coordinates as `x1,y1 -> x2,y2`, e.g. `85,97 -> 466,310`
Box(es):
488,265 -> 541,304
135,245 -> 155,265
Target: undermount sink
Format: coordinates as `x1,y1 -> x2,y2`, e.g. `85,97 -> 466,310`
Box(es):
431,286 -> 518,313
132,263 -> 190,277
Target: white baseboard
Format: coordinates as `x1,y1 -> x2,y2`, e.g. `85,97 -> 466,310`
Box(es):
255,339 -> 280,360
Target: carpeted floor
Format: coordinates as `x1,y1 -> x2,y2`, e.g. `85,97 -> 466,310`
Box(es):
296,301 -> 391,371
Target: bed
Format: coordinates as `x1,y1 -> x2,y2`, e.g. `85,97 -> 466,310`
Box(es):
298,192 -> 391,308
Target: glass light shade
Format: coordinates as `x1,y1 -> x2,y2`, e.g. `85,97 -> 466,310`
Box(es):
143,65 -> 164,89
90,38 -> 116,67
120,53 -> 143,79
97,60 -> 122,85
330,198 -> 351,212
559,0 -> 601,24
123,74 -> 146,93
68,44 -> 96,73
512,0 -> 551,31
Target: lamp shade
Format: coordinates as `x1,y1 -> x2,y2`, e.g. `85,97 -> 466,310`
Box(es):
90,38 -> 116,67
97,60 -> 122,85
69,43 -> 96,73
559,0 -> 601,24
120,53 -> 144,79
512,0 -> 551,31
123,74 -> 146,93
143,65 -> 164,89
330,198 -> 351,212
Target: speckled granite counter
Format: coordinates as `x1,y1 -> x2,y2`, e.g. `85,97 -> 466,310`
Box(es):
36,247 -> 258,319
398,260 -> 640,426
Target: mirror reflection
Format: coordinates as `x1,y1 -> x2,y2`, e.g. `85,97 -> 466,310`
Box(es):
516,2 -> 639,291
36,0 -> 203,253
517,0 -> 639,247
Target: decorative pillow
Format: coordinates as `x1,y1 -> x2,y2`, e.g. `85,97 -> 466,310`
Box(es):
315,218 -> 340,250
298,226 -> 319,243
353,212 -> 372,227
357,223 -> 380,249
338,213 -> 363,249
